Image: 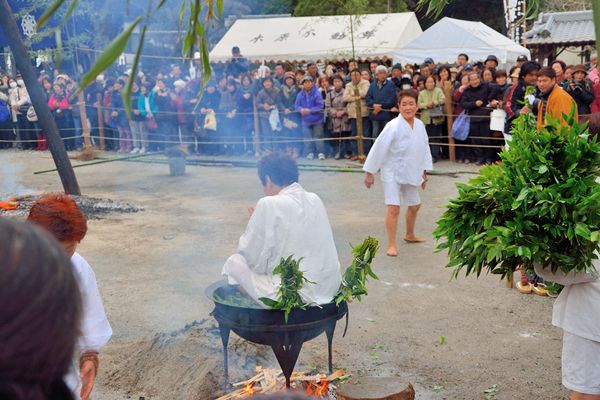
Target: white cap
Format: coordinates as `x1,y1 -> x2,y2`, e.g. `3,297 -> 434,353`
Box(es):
173,79 -> 186,88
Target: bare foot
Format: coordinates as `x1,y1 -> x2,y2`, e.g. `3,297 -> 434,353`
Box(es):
386,246 -> 398,257
403,235 -> 426,243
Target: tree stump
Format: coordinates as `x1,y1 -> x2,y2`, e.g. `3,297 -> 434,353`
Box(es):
336,377 -> 415,400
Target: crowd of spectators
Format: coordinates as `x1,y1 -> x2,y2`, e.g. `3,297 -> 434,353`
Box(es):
1,46 -> 598,164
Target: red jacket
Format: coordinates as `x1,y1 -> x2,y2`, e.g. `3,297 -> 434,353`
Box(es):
591,82 -> 600,113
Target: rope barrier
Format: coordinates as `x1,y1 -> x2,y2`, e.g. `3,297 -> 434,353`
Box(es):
0,134 -> 507,149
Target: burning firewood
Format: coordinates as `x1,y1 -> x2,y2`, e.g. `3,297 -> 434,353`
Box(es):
217,367 -> 345,399
0,197 -> 18,210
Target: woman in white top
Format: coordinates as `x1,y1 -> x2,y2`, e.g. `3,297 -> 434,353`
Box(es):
363,89 -> 433,257
28,194 -> 112,400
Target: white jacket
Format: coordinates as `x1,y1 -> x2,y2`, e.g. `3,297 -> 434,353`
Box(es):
535,259 -> 600,342
363,116 -> 433,186
64,252 -> 112,398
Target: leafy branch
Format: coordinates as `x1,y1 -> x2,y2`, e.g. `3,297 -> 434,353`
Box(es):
259,256 -> 314,323
335,237 -> 379,305
434,110 -> 600,280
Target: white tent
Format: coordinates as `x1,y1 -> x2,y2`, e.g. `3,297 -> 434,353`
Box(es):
393,17 -> 530,65
210,13 -> 422,63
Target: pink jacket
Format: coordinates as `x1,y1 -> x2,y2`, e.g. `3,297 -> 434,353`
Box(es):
48,93 -> 69,111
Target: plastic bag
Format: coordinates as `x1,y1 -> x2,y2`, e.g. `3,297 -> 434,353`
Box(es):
451,111 -> 470,141
204,110 -> 217,131
269,108 -> 282,132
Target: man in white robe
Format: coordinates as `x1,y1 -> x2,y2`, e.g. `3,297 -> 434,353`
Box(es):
363,89 -> 433,257
222,153 -> 341,306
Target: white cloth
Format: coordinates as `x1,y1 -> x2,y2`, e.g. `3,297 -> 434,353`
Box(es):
383,181 -> 420,206
64,252 -> 113,399
222,183 -> 341,306
363,116 -> 433,186
534,260 -> 600,343
562,331 -> 600,394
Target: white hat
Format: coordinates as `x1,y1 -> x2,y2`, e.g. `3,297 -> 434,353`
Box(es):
173,79 -> 186,88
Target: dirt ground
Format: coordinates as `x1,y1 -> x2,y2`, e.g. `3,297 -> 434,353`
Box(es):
1,150 -> 568,400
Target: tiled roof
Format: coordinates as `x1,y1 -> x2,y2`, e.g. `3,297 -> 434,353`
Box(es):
526,10 -> 595,46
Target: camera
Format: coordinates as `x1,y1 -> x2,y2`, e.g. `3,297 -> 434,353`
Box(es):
568,80 -> 584,92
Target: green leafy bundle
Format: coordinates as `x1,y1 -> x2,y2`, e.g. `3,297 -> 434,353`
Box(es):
335,236 -> 380,305
434,112 -> 600,279
259,256 -> 312,323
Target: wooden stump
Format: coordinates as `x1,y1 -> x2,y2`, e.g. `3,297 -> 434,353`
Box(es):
337,377 -> 415,400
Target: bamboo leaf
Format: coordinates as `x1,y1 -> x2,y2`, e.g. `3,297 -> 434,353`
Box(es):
38,0 -> 67,29
76,16 -> 143,95
156,0 -> 168,10
121,24 -> 146,120
216,0 -> 224,16
60,0 -> 79,26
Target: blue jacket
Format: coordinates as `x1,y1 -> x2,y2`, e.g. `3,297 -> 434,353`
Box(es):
138,89 -> 158,117
366,79 -> 397,121
294,85 -> 324,127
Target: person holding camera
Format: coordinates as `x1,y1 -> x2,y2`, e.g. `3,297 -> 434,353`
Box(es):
225,46 -> 250,78
565,64 -> 595,118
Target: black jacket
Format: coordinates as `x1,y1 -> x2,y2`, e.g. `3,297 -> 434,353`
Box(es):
460,83 -> 491,120
565,79 -> 595,115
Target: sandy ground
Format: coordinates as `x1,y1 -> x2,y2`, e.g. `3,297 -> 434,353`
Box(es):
0,149 -> 568,400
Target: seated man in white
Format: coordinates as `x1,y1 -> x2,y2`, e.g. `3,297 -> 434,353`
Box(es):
222,152 -> 342,306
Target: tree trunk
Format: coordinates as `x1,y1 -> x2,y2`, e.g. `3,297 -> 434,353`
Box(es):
0,0 -> 81,195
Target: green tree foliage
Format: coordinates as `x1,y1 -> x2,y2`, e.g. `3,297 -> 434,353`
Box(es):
293,0 -> 408,16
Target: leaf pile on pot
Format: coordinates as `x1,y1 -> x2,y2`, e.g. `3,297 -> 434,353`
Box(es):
258,236 -> 380,322
434,112 -> 600,280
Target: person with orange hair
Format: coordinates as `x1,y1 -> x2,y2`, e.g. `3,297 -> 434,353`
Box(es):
27,194 -> 112,400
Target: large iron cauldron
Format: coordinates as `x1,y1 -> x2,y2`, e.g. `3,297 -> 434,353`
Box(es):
206,280 -> 348,388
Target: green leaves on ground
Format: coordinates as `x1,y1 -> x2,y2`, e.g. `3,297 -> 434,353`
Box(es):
259,256 -> 313,323
335,236 -> 380,305
434,111 -> 600,279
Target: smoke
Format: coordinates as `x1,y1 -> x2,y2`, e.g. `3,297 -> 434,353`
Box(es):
0,164 -> 34,197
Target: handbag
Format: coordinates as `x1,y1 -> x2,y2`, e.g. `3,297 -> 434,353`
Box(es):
451,111 -> 470,141
282,117 -> 298,130
145,116 -> 158,130
429,104 -> 444,119
269,108 -> 282,132
27,105 -> 38,122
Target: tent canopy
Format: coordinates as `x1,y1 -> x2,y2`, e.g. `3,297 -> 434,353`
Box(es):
210,13 -> 422,64
393,17 -> 530,65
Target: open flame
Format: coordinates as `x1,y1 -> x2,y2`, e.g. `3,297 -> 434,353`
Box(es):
0,197 -> 18,210
242,382 -> 256,396
306,378 -> 329,397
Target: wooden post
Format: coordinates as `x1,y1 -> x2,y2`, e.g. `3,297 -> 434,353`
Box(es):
78,93 -> 91,148
0,0 -> 80,195
443,80 -> 456,162
354,86 -> 365,162
252,97 -> 260,156
96,92 -> 105,150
